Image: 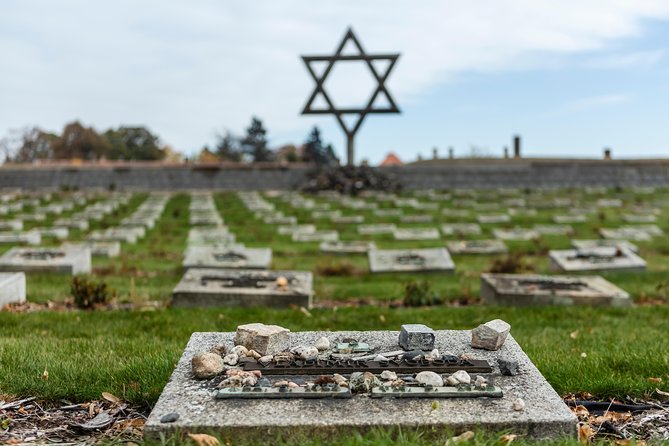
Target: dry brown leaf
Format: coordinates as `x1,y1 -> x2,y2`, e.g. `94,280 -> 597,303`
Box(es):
578,423 -> 595,445
655,388 -> 669,397
499,433 -> 518,444
573,405 -> 590,418
570,330 -> 579,339
447,430 -> 475,445
594,411 -> 631,424
648,377 -> 663,384
187,433 -> 220,446
299,306 -> 312,317
102,392 -> 122,405
41,367 -> 49,381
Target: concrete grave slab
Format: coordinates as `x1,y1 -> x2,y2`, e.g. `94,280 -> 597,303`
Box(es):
480,273 -> 631,307
35,227 -> 69,240
0,230 -> 41,245
183,247 -> 272,270
320,240 -> 376,255
373,209 -> 403,217
447,240 -> 508,255
145,330 -> 576,441
88,228 -> 139,244
548,248 -> 646,273
441,223 -> 482,236
358,224 -> 396,235
0,220 -> 23,231
622,214 -> 657,223
54,218 -> 89,231
0,272 -> 26,307
331,215 -> 365,224
188,228 -> 236,246
172,268 -> 312,309
393,227 -> 440,241
493,228 -> 540,241
553,215 -> 587,224
368,248 -> 455,273
292,231 -> 338,242
62,241 -> 121,258
400,215 -> 434,224
277,224 -> 316,236
571,239 -> 638,253
0,246 -> 91,274
533,225 -> 574,236
477,214 -> 511,224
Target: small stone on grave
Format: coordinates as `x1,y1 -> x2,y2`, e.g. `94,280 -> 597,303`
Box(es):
234,323 -> 290,356
471,319 -> 511,351
398,324 -> 435,351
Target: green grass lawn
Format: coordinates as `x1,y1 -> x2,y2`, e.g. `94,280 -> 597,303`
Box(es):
1,188 -> 669,444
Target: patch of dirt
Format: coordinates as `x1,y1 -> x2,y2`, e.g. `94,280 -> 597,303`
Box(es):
2,300 -> 165,314
0,397 -> 146,444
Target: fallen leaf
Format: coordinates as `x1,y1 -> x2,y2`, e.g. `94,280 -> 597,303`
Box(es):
102,392 -> 121,405
76,411 -> 114,430
573,405 -> 589,418
656,388 -> 669,397
187,433 -> 220,446
299,307 -> 312,317
379,314 -> 386,322
42,367 -> 49,381
570,330 -> 579,339
446,430 -> 475,445
499,433 -> 518,444
578,423 -> 594,445
594,411 -> 631,424
648,377 -> 663,384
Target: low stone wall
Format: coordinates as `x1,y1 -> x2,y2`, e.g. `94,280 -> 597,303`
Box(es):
2,159 -> 669,190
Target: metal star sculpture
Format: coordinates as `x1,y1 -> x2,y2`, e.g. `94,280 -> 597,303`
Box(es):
301,27 -> 400,166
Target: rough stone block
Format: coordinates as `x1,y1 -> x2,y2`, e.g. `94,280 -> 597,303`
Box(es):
398,324 -> 435,350
471,319 -> 511,351
234,323 -> 290,355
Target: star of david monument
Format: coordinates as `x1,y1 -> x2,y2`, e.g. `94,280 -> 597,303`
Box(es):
301,27 -> 401,166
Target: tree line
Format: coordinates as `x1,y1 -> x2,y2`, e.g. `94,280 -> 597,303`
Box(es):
0,116 -> 339,166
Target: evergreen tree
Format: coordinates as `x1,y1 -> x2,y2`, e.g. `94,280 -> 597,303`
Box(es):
215,131 -> 242,162
303,126 -> 338,165
240,117 -> 273,162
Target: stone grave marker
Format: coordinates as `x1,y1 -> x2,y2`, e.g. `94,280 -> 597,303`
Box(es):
480,273 -> 630,307
600,225 -> 663,241
332,215 -> 365,224
320,240 -> 376,255
393,227 -> 440,241
277,224 -> 316,236
62,241 -> 121,258
88,228 -> 139,244
292,230 -> 339,243
400,215 -> 434,224
441,223 -> 482,236
54,218 -> 89,231
35,227 -> 69,240
264,215 -> 298,225
358,224 -> 396,235
145,327 -> 576,441
0,246 -> 91,274
368,248 -> 455,273
0,230 -> 41,245
553,215 -> 587,224
571,239 -> 638,253
183,247 -> 272,270
533,225 -> 574,236
188,228 -> 236,246
548,247 -> 646,272
172,268 -> 313,308
622,214 -> 657,223
0,272 -> 26,307
447,239 -> 508,255
477,214 -> 510,224
374,209 -> 403,217
493,228 -> 540,241
0,220 -> 23,231
442,209 -> 470,218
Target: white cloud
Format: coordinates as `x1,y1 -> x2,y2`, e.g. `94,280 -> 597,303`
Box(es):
1,0 -> 669,155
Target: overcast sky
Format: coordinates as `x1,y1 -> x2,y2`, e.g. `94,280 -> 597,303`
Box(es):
1,1 -> 669,164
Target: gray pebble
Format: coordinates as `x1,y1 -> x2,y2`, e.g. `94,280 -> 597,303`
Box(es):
498,358 -> 520,376
160,412 -> 179,423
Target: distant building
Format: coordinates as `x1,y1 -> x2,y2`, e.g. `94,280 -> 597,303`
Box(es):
380,152 -> 403,166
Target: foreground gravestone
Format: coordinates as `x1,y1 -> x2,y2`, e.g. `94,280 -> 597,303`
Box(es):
480,273 -> 631,307
182,247 -> 272,270
320,241 -> 376,255
368,248 -> 455,273
0,272 -> 26,307
145,329 -> 576,441
172,268 -> 313,308
548,247 -> 646,273
447,240 -> 508,255
0,246 -> 91,274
